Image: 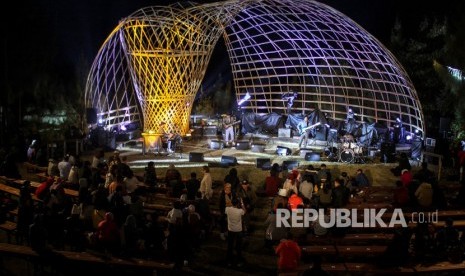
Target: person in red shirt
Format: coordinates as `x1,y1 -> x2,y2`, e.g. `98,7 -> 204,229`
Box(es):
264,169 -> 282,197
287,190 -> 303,210
400,169 -> 413,187
275,232 -> 301,272
96,212 -> 121,255
35,176 -> 54,200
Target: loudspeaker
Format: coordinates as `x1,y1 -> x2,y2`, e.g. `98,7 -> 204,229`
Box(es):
282,160 -> 299,171
251,143 -> 266,153
278,128 -> 292,138
221,155 -> 237,166
204,126 -> 218,136
189,152 -> 204,162
314,126 -> 327,141
210,140 -> 224,150
305,152 -> 321,161
276,146 -> 292,156
236,140 -> 250,150
380,142 -> 396,163
86,108 -> 98,124
256,158 -> 271,169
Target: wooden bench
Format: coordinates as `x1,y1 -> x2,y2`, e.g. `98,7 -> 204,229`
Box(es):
345,262 -> 415,274
0,221 -> 17,243
23,162 -> 47,174
0,243 -> 175,272
413,261 -> 465,273
336,245 -> 387,258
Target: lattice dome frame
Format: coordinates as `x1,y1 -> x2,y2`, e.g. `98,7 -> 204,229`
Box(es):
85,0 -> 424,137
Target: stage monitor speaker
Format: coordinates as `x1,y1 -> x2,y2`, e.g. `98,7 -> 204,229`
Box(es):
278,128 -> 292,138
276,146 -> 292,156
299,148 -> 313,158
221,155 -> 237,166
305,152 -> 321,161
210,140 -> 224,150
256,158 -> 271,170
189,152 -> 204,162
236,140 -> 250,150
282,160 -> 299,171
251,143 -> 266,153
86,108 -> 98,124
203,126 -> 218,136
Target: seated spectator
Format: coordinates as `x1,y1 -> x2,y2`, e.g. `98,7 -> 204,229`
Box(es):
436,218 -> 462,262
354,168 -> 370,188
415,181 -> 433,210
275,232 -> 301,272
272,189 -> 289,213
95,212 -> 121,255
317,164 -> 331,184
391,152 -> 412,176
414,162 -> 435,183
313,208 -> 330,237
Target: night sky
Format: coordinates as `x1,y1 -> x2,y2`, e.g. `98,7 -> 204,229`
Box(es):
2,0 -> 463,94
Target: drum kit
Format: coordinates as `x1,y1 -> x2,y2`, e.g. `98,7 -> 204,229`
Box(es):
325,134 -> 366,163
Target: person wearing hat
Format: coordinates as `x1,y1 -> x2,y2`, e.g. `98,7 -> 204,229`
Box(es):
283,173 -> 298,196
108,150 -> 121,168
237,180 -> 257,233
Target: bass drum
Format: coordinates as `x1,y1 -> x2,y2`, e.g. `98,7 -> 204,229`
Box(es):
339,149 -> 354,163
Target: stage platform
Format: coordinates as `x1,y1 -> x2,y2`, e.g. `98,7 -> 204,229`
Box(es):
115,134 -> 414,171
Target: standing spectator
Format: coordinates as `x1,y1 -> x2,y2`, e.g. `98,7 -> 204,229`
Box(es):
264,168 -> 283,197
264,203 -> 288,246
275,232 -> 301,272
317,164 -> 331,185
225,198 -> 246,267
332,178 -> 350,208
288,190 -> 303,211
315,182 -> 332,209
143,161 -> 157,188
219,183 -> 236,240
236,180 -> 257,232
165,164 -> 181,185
298,173 -> 313,203
58,155 -> 71,181
283,173 -> 299,196
199,166 -> 212,200
224,168 -> 240,192
47,158 -> 59,177
186,172 -> 200,200
401,169 -> 413,187
393,180 -> 410,208
91,150 -> 105,170
124,170 -> 142,195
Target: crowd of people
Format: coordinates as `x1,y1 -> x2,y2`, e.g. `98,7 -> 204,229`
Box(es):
1,146 -> 465,274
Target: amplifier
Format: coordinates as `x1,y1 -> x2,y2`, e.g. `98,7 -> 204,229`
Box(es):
278,128 -> 292,138
189,152 -> 204,162
251,143 -> 266,153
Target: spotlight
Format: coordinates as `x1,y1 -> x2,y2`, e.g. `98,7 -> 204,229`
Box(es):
406,135 -> 412,141
120,125 -> 127,131
396,117 -> 401,123
238,91 -> 251,106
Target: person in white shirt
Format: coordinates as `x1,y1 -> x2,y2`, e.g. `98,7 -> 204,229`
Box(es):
299,173 -> 314,203
58,155 -> 71,181
225,198 -> 246,266
199,166 -> 212,200
123,170 -> 141,194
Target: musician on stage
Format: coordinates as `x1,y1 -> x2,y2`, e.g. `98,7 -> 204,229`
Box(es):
223,114 -> 236,147
297,115 -> 310,148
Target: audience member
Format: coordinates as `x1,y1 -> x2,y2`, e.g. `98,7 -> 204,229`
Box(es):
275,232 -> 301,272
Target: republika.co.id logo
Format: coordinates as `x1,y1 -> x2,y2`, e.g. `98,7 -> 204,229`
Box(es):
275,208 -> 437,228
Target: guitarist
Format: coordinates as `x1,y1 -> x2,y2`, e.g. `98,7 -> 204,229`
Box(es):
297,115 -> 314,148
223,115 -> 237,147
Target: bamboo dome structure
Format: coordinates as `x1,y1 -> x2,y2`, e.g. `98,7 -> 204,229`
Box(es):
85,0 -> 424,140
